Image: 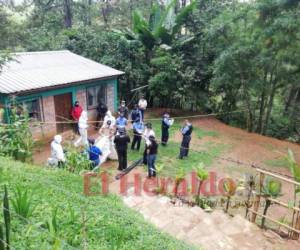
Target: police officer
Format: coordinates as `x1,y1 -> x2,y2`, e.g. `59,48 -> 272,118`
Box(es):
114,128 -> 130,170
179,119 -> 193,159
161,112 -> 174,146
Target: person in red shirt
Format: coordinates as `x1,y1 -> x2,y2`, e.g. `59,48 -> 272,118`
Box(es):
71,101 -> 83,134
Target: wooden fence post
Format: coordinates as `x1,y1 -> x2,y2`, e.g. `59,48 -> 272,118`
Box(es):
251,173 -> 264,223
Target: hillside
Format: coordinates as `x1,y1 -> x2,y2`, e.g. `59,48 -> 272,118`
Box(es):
0,157 -> 196,250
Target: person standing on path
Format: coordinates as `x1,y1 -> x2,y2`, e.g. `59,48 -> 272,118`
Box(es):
118,100 -> 129,119
131,120 -> 144,151
71,101 -> 83,134
130,104 -> 142,124
138,95 -> 147,121
143,123 -> 155,164
178,119 -> 193,159
146,135 -> 158,178
74,111 -> 89,147
114,128 -> 131,171
161,112 -> 174,146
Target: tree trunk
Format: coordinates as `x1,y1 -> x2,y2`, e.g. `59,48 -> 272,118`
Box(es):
63,0 -> 72,28
256,72 -> 268,133
262,80 -> 277,135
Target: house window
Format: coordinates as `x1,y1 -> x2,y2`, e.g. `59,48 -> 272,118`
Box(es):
87,85 -> 107,109
22,99 -> 42,121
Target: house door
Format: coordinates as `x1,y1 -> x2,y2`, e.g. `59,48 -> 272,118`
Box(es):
54,93 -> 73,133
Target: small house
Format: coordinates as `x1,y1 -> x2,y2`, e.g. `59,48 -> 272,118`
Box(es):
0,50 -> 124,139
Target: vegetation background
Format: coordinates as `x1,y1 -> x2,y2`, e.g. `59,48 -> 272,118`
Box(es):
0,0 -> 300,142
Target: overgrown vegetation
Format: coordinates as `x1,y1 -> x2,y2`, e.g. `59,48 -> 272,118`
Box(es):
0,157 -> 195,249
1,0 -> 300,141
0,106 -> 34,162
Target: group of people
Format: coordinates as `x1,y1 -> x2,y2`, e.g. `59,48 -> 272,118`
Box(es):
48,95 -> 194,179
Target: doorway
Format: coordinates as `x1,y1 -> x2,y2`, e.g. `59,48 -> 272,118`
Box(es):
54,93 -> 73,133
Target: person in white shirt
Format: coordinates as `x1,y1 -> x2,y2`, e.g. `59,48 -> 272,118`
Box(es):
74,111 -> 89,147
143,123 -> 155,164
138,95 -> 147,121
48,135 -> 65,167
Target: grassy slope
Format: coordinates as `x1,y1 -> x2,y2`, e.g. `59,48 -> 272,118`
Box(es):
0,157 -> 196,250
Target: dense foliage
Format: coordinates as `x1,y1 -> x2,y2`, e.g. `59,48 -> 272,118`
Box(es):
0,0 -> 299,141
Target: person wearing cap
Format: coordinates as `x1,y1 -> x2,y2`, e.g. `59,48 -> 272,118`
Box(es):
71,101 -> 83,134
88,138 -> 102,169
48,135 -> 65,167
74,111 -> 89,147
114,128 -> 131,170
118,100 -> 129,119
130,104 -> 142,124
179,119 -> 193,159
116,112 -> 128,132
131,120 -> 144,151
138,95 -> 147,121
146,135 -> 158,178
161,112 -> 174,146
143,123 -> 155,164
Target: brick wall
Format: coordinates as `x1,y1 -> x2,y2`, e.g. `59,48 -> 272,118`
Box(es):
31,95 -> 57,140
107,83 -> 115,112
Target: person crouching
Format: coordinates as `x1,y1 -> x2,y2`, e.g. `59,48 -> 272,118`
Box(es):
48,135 -> 65,167
146,135 -> 158,178
88,138 -> 102,170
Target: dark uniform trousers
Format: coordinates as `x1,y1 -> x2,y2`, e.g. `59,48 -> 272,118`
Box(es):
117,149 -> 127,170
131,134 -> 142,150
161,127 -> 169,145
179,135 -> 191,159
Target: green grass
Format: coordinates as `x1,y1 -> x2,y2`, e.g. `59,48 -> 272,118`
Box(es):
264,157 -> 289,169
128,120 -> 225,178
0,157 -> 196,250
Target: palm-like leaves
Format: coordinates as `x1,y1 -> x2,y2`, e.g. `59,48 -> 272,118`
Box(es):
11,186 -> 35,219
129,0 -> 196,50
194,163 -> 209,181
287,149 -> 300,194
262,178 -> 282,198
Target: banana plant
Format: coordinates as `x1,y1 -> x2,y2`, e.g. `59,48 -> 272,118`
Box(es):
193,163 -> 209,206
261,178 -> 282,228
124,0 -> 196,54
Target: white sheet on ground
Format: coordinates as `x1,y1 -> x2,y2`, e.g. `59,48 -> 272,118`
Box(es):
95,135 -> 118,164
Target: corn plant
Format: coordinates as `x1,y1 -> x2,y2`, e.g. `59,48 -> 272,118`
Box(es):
223,179 -> 236,213
193,163 -> 209,207
0,105 -> 34,163
1,185 -> 10,250
11,186 -> 35,219
261,177 -> 282,228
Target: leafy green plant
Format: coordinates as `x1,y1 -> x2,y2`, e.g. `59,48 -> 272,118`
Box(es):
2,185 -> 10,250
46,207 -> 59,236
174,168 -> 186,197
0,104 -> 34,162
261,178 -> 282,228
65,146 -> 91,173
193,163 -> 209,207
11,186 -> 35,219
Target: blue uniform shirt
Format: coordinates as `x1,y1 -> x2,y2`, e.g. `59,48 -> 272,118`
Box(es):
133,122 -> 144,134
116,117 -> 128,128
